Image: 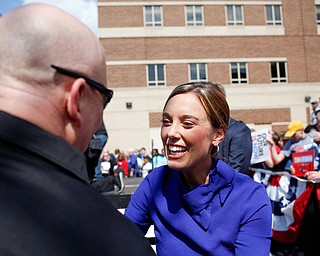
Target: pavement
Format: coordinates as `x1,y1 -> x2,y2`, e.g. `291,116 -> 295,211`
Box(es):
100,176 -> 144,209
122,176 -> 144,195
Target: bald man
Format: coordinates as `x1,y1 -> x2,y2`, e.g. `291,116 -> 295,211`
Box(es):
0,4 -> 155,256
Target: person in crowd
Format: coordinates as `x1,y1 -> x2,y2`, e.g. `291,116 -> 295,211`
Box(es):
303,112 -> 320,179
90,149 -> 124,193
270,131 -> 281,150
268,122 -> 320,255
250,130 -> 284,186
137,147 -> 148,170
116,152 -> 129,177
277,132 -> 287,149
268,120 -> 319,173
269,120 -> 320,256
305,109 -> 320,146
125,81 -> 272,255
101,150 -> 125,193
295,181 -> 320,256
141,155 -> 153,178
298,104 -> 320,256
138,147 -> 148,159
310,101 -> 320,125
217,89 -> 252,174
100,149 -> 116,176
114,148 -> 120,159
151,148 -> 167,168
128,148 -> 141,177
0,4 -> 155,256
266,130 -> 283,170
93,121 -> 109,180
85,121 -> 108,182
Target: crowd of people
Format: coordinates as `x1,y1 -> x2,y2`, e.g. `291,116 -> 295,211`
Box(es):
86,144 -> 168,195
95,147 -> 167,179
248,101 -> 320,256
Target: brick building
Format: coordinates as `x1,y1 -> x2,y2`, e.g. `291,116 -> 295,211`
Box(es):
98,0 -> 320,153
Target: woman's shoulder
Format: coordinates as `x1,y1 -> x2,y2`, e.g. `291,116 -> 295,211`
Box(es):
217,159 -> 265,190
143,165 -> 180,186
136,165 -> 173,196
146,165 -> 170,180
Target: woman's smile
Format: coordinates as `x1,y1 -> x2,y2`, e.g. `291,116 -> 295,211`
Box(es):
161,92 -> 218,174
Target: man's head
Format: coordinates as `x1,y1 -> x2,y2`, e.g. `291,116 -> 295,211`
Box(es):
0,3 -> 111,152
315,109 -> 320,124
311,101 -> 319,110
285,120 -> 305,141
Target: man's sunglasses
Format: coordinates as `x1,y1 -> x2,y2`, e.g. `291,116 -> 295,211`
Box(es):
51,64 -> 113,108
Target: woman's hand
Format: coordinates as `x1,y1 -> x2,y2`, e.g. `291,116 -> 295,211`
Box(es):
313,133 -> 320,142
305,171 -> 320,181
290,165 -> 295,175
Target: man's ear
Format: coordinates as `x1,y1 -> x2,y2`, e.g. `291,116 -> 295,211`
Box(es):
212,128 -> 225,146
66,78 -> 86,127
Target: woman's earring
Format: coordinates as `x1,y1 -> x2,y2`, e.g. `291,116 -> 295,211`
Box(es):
211,145 -> 220,158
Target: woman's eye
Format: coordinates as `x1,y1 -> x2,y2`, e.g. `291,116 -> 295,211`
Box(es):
161,119 -> 171,126
183,122 -> 194,128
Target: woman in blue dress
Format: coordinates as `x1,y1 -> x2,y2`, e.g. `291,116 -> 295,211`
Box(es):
125,82 -> 272,256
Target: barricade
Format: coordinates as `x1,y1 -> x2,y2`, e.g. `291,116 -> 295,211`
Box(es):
251,168 -> 320,244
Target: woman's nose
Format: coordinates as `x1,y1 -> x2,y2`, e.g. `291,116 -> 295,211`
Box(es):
167,123 -> 180,138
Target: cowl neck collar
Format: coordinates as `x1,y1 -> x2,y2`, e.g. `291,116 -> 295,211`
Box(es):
180,159 -> 234,230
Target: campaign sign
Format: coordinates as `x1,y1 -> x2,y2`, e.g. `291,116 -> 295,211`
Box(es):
292,150 -> 314,177
251,128 -> 270,164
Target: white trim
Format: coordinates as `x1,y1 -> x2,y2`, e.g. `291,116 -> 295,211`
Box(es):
99,26 -> 284,38
99,1 -> 282,7
106,57 -> 287,66
185,5 -> 204,27
189,63 -> 208,82
317,6 -> 320,26
230,62 -> 249,84
270,61 -> 287,83
265,5 -> 283,25
225,5 -> 244,26
144,5 -> 163,27
146,64 -> 166,87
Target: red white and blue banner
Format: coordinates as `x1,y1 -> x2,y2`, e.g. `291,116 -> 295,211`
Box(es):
252,168 -> 320,243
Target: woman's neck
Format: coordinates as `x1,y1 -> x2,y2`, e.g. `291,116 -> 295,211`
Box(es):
181,159 -> 213,189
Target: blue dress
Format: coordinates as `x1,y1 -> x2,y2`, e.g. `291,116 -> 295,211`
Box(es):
125,158 -> 272,256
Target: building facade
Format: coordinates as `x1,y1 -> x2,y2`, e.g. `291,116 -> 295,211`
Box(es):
98,0 -> 320,153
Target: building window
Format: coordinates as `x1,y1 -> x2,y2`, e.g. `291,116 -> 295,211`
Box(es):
270,62 -> 287,83
147,64 -> 165,86
265,5 -> 282,25
316,5 -> 320,25
226,5 -> 243,26
185,5 -> 203,26
189,63 -> 207,81
144,6 -> 162,27
230,62 -> 248,84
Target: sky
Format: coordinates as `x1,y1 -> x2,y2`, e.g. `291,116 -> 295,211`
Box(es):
0,0 -> 98,35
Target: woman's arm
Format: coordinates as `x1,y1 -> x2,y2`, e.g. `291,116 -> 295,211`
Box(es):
125,177 -> 152,234
235,185 -> 272,256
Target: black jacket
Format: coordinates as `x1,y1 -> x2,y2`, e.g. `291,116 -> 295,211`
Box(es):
218,117 -> 252,174
0,111 -> 155,256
